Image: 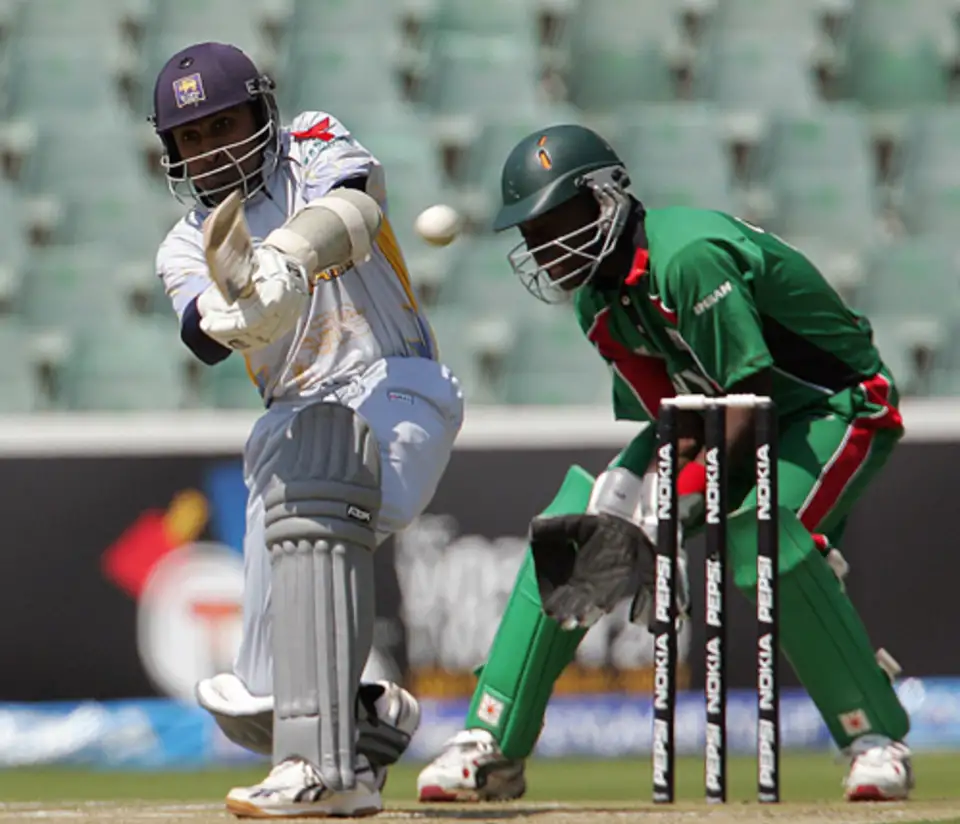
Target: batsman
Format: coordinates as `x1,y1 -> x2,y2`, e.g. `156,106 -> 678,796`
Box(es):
417,124 -> 913,803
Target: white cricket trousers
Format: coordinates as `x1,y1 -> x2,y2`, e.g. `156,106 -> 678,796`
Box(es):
233,356 -> 464,696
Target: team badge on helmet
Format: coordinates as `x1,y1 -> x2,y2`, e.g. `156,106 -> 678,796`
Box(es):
173,73 -> 206,108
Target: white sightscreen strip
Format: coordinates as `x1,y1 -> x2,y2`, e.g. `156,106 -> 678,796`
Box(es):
0,399 -> 953,457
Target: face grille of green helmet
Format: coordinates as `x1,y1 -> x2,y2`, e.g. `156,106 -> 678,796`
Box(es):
494,124 -> 632,302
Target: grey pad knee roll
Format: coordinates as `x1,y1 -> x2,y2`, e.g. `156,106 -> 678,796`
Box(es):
264,402 -> 381,791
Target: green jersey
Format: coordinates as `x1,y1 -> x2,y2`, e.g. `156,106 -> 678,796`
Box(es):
574,206 -> 891,474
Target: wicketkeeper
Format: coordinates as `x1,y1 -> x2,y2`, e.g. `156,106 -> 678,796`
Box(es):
418,124 -> 912,804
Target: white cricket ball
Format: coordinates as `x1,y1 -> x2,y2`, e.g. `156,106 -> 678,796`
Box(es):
414,204 -> 462,246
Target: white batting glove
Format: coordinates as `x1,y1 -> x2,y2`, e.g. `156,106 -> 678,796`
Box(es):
197,247 -> 309,352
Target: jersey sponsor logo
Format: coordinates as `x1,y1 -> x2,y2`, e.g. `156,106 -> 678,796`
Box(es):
693,280 -> 733,316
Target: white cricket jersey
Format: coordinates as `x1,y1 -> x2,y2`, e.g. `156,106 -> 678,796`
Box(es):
156,111 -> 437,405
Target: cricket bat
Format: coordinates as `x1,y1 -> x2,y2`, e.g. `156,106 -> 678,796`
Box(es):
202,189 -> 257,302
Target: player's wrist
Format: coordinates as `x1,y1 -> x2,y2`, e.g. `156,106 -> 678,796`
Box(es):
586,467 -> 650,526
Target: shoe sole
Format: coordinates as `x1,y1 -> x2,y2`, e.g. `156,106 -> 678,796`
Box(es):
227,798 -> 382,818
846,784 -> 908,802
418,780 -> 526,804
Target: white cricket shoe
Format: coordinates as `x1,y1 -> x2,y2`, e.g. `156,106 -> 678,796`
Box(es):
226,756 -> 382,818
417,729 -> 525,802
844,736 -> 914,801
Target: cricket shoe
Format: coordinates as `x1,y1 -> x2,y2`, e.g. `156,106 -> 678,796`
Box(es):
226,756 -> 382,818
844,736 -> 914,801
417,729 -> 526,802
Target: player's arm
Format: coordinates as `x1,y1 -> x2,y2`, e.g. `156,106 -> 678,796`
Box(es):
157,240 -> 231,365
292,112 -> 383,209
663,237 -> 775,478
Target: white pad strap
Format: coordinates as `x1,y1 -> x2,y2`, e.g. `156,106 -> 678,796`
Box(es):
586,467 -> 649,525
304,193 -> 375,263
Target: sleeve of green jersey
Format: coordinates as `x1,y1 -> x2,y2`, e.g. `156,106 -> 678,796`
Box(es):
662,238 -> 774,390
607,425 -> 656,477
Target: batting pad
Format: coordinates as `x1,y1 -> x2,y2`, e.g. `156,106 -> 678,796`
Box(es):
466,465 -> 595,760
263,402 -> 381,790
727,507 -> 909,749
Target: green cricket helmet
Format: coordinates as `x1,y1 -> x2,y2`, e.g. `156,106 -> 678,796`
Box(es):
493,124 -> 632,303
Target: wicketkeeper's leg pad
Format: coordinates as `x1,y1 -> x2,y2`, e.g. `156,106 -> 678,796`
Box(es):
465,465 -> 595,760
727,506 -> 909,749
264,402 -> 381,790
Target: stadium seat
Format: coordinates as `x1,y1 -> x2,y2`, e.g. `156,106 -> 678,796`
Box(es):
204,354 -> 264,410
59,319 -> 191,411
427,0 -> 540,39
709,0 -> 823,39
565,0 -> 680,110
854,239 -> 960,319
695,31 -> 820,113
18,247 -> 151,331
0,320 -> 43,412
899,108 -> 960,236
420,33 -> 546,114
18,117 -> 174,254
289,0 -> 400,36
278,39 -> 407,118
766,133 -> 878,248
146,0 -> 268,46
759,106 -> 877,243
615,104 -> 736,211
6,37 -> 127,119
14,0 -> 132,39
760,106 -> 874,180
436,234 -> 526,312
868,314 -> 944,396
840,0 -> 955,108
500,309 -> 610,405
427,307 -> 501,403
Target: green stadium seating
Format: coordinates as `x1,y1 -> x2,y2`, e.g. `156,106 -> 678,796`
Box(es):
17,246 -> 162,332
7,37 -> 126,118
59,318 -> 190,411
0,320 -> 43,412
615,104 -> 736,211
500,309 -> 611,405
761,106 -> 874,180
840,0 -> 954,108
289,0 -> 399,36
565,0 -> 679,110
204,353 -> 264,410
854,240 -> 960,319
14,0 -> 132,39
428,0 -> 540,40
426,307 -> 501,403
695,31 -> 819,112
899,108 -> 960,236
420,33 -> 546,114
710,0 -> 823,38
278,39 -> 407,117
435,234 -> 526,312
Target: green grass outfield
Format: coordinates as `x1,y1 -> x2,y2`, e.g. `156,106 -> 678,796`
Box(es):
0,752 -> 957,808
